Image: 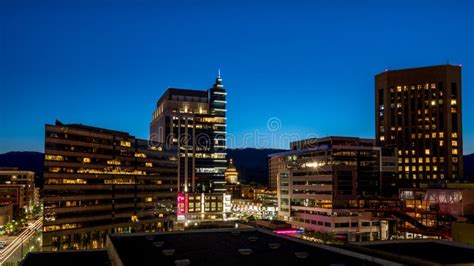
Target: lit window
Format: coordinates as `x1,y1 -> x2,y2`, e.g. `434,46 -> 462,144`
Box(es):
432,132 -> 437,138
452,140 -> 458,146
439,132 -> 444,138
452,132 -> 458,138
425,149 -> 430,155
83,157 -> 91,163
440,140 -> 444,146
145,197 -> 152,202
379,136 -> 385,141
107,160 -> 121,165
451,99 -> 457,105
453,149 -> 458,155
431,100 -> 436,106
45,155 -> 64,161
120,141 -> 132,147
145,162 -> 153,167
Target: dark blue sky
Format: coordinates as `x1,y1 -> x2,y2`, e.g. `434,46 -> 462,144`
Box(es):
1,0 -> 473,153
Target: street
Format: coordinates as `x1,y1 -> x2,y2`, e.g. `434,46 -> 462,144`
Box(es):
0,217 -> 42,265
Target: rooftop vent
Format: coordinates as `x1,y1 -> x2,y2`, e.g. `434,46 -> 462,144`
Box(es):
294,252 -> 309,259
153,241 -> 164,248
174,259 -> 190,266
238,249 -> 253,255
163,249 -> 175,256
248,236 -> 259,242
268,243 -> 280,249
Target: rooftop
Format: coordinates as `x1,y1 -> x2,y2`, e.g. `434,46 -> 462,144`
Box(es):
341,239 -> 474,265
21,250 -> 110,266
106,228 -> 392,266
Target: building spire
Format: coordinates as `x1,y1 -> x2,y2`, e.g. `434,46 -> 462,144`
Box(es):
213,68 -> 224,89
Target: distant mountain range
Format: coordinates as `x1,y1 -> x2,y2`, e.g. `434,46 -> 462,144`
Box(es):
0,151 -> 44,188
1,150 -> 472,188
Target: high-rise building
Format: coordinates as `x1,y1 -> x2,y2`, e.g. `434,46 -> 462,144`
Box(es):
271,136 -> 397,241
43,121 -> 178,251
150,73 -> 227,193
376,65 -> 463,184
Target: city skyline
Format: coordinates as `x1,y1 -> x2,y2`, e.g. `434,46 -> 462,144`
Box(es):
1,0 -> 473,154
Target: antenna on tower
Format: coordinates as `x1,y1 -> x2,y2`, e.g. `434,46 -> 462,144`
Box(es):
218,68 -> 221,78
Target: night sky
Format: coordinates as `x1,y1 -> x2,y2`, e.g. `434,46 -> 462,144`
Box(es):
1,0 -> 473,153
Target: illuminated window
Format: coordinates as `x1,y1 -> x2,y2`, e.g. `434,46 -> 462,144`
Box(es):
439,132 -> 444,138
379,136 -> 385,141
45,155 -> 64,161
430,83 -> 436,89
451,107 -> 457,113
432,132 -> 437,138
452,132 -> 458,138
440,140 -> 444,146
453,149 -> 458,155
431,100 -> 436,106
145,162 -> 153,167
135,153 -> 146,158
418,158 -> 423,163
440,157 -> 445,163
145,197 -> 152,202
425,158 -> 430,163
83,157 -> 91,163
451,99 -> 457,105
120,141 -> 131,147
453,157 -> 458,163
452,140 -> 458,146
107,160 -> 121,165
425,149 -> 430,155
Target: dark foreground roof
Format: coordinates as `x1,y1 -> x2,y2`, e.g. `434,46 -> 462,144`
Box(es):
108,228 -> 390,266
21,249 -> 110,266
342,240 -> 474,265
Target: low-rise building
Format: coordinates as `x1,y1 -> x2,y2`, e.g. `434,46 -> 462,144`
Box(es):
177,192 -> 232,227
0,169 -> 36,214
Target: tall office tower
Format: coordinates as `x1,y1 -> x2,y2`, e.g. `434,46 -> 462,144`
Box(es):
270,137 -> 397,242
150,73 -> 227,193
43,121 -> 177,251
376,65 -> 463,185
